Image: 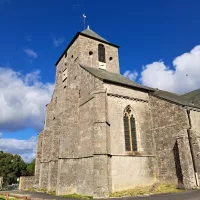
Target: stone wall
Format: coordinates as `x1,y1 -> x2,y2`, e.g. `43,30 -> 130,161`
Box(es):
39,129 -> 52,189
34,131 -> 43,186
56,87 -> 79,195
149,95 -> 196,188
76,157 -> 94,196
39,163 -> 49,189
0,177 -> 3,190
36,38 -> 79,192
78,35 -> 120,74
55,60 -> 109,197
189,110 -> 200,180
105,83 -> 156,192
105,84 -> 154,154
111,156 -> 155,191
35,29 -> 112,196
19,176 -> 35,190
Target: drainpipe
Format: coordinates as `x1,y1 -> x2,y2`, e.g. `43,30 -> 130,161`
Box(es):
186,109 -> 199,186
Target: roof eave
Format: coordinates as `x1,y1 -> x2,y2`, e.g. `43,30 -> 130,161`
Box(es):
79,32 -> 120,48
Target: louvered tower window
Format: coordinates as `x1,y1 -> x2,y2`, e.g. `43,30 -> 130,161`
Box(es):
123,106 -> 137,151
98,44 -> 106,63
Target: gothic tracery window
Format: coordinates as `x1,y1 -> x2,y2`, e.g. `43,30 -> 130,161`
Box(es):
98,44 -> 106,63
123,106 -> 137,152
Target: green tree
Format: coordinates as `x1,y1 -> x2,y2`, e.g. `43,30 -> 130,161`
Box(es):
0,151 -> 27,186
26,158 -> 35,176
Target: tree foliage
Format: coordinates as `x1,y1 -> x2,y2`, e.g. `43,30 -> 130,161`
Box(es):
0,151 -> 35,186
27,158 -> 35,176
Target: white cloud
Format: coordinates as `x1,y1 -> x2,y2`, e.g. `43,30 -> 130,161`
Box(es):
140,45 -> 200,94
0,132 -> 2,138
123,70 -> 138,81
0,137 -> 37,162
24,48 -> 38,59
53,37 -> 65,47
0,67 -> 54,131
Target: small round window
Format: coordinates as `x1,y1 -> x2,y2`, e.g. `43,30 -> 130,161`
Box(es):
89,51 -> 93,56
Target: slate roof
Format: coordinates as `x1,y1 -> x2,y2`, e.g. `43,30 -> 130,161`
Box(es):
80,27 -> 119,48
181,89 -> 200,107
55,28 -> 119,65
151,89 -> 200,109
81,28 -> 109,43
80,65 -> 200,109
80,65 -> 155,92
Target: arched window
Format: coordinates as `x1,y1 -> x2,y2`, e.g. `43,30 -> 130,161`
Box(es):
98,44 -> 106,63
123,106 -> 137,151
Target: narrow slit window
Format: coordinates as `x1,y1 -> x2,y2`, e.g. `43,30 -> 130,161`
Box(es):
62,68 -> 67,82
98,44 -> 106,63
123,106 -> 137,152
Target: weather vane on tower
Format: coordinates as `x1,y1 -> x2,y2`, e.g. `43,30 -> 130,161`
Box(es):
82,14 -> 86,29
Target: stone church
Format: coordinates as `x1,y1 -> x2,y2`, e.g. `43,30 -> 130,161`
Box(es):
34,27 -> 200,197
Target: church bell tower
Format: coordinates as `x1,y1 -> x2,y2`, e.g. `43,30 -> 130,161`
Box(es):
79,26 -> 120,73
55,26 -> 120,74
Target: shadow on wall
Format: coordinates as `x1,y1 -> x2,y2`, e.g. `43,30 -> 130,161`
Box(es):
173,141 -> 184,188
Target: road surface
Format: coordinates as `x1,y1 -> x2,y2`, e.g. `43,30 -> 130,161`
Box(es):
1,190 -> 200,200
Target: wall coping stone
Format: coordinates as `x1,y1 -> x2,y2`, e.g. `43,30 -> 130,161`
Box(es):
107,93 -> 148,103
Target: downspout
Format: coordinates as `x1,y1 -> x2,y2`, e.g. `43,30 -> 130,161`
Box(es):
186,109 -> 199,186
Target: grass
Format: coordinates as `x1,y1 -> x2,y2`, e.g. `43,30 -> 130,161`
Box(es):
110,185 -> 151,197
153,184 -> 185,194
0,196 -> 19,200
28,187 -> 56,195
61,193 -> 93,200
24,184 -> 184,199
27,187 -> 35,192
110,184 -> 184,197
47,190 -> 56,195
37,188 -> 48,193
28,188 -> 92,199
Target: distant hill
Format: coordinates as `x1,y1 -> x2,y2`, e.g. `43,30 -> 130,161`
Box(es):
181,89 -> 200,107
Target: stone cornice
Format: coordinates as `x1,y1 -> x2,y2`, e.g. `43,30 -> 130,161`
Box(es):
107,93 -> 148,103
182,105 -> 200,112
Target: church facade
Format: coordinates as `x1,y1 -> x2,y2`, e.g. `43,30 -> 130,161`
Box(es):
34,27 -> 200,197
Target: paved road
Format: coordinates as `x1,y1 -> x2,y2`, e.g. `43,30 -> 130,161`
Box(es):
1,190 -> 71,200
109,190 -> 200,200
2,190 -> 200,200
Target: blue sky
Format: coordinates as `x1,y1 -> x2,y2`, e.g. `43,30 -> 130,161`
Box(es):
1,0 -> 200,162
